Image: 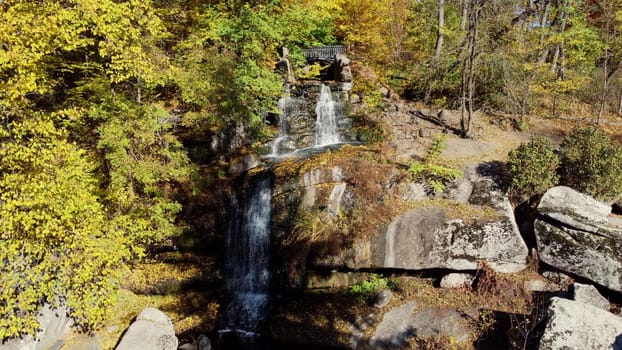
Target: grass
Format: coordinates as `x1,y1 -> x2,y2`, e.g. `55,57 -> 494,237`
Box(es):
406,199 -> 503,224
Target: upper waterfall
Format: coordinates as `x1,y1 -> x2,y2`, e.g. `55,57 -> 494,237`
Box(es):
314,84 -> 340,147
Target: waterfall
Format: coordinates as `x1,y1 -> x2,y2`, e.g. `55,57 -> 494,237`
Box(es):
314,84 -> 340,146
222,172 -> 273,336
270,86 -> 292,156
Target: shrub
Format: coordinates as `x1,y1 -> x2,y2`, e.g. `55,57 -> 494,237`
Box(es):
349,274 -> 389,301
506,136 -> 559,200
560,126 -> 622,202
409,135 -> 463,193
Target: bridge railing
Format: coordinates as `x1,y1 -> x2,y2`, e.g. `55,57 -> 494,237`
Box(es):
302,45 -> 346,62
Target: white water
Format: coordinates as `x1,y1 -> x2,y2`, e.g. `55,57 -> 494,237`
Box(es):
269,87 -> 293,156
223,174 -> 272,333
314,84 -> 340,146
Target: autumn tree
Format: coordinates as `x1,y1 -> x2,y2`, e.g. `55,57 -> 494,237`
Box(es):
0,0 -> 191,336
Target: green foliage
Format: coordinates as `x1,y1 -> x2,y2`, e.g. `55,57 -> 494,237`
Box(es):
349,274 -> 389,301
353,124 -> 385,143
351,74 -> 384,111
94,98 -> 195,254
408,135 -> 463,193
297,63 -> 326,80
560,126 -> 622,201
507,137 -> 560,200
0,116 -> 128,337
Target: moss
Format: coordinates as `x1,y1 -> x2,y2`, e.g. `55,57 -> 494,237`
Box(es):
406,199 -> 503,224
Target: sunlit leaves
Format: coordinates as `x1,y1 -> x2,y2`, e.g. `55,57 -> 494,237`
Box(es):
0,116 -> 128,337
95,99 -> 194,252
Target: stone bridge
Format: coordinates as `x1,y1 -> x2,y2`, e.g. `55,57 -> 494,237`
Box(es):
302,45 -> 346,63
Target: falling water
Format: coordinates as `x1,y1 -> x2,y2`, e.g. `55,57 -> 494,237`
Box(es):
270,86 -> 293,156
222,172 -> 273,336
314,84 -> 340,146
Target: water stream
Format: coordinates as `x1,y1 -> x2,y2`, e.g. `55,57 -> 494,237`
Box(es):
314,84 -> 340,146
221,172 -> 273,337
269,86 -> 293,157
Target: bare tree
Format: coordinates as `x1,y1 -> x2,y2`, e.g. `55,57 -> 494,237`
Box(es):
460,0 -> 483,138
434,0 -> 445,59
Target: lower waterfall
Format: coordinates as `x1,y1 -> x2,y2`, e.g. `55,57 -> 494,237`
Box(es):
221,171 -> 273,339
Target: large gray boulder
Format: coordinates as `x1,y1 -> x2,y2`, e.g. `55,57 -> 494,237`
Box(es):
376,164 -> 528,273
535,187 -> 622,293
539,297 -> 622,350
0,303 -> 73,350
380,205 -> 528,273
538,186 -> 611,233
306,163 -> 529,273
573,283 -> 610,311
115,308 -> 178,350
369,302 -> 474,349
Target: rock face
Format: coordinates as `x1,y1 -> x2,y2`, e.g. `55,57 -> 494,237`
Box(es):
539,297 -> 622,350
331,54 -> 353,83
284,163 -> 529,274
379,206 -> 527,272
376,166 -> 528,273
115,308 -> 178,350
268,82 -> 355,155
370,302 -> 474,348
535,186 -> 622,293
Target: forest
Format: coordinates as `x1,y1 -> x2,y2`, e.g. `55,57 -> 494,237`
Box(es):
1,0 -> 622,341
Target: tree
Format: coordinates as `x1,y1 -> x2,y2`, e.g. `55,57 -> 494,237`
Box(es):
0,0 -> 188,337
435,0 -> 446,59
460,0 -> 483,137
0,116 -> 128,337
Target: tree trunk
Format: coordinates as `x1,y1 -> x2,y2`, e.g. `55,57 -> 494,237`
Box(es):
550,0 -> 568,76
434,0 -> 445,59
618,86 -> 622,116
460,0 -> 482,138
461,0 -> 468,31
537,0 -> 550,64
598,50 -> 609,125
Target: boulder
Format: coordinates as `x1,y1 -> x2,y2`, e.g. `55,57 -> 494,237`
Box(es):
115,308 -> 178,350
440,273 -> 475,289
534,218 -> 622,293
0,303 -> 73,350
381,206 -> 528,273
370,302 -> 474,348
538,186 -> 611,233
373,289 -> 393,308
539,297 -> 622,350
535,186 -> 622,293
573,283 -> 610,310
178,334 -> 211,350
